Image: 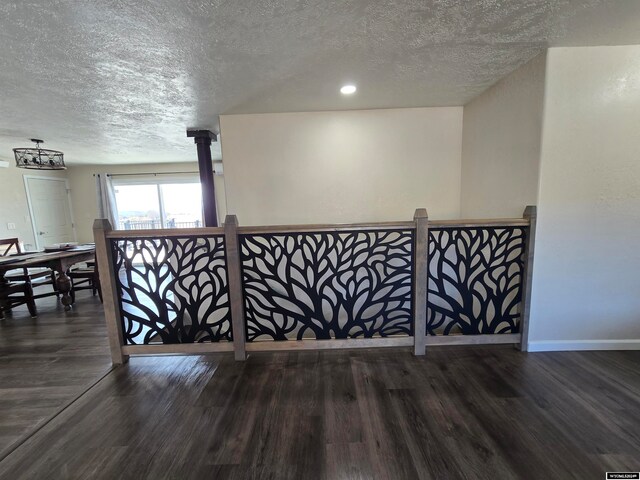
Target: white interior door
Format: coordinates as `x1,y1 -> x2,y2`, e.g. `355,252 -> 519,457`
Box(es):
24,176 -> 76,249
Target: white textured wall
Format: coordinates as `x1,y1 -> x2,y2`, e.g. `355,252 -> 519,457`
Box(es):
529,46 -> 640,349
220,107 -> 463,226
460,53 -> 546,218
0,163 -> 68,248
67,163 -> 227,243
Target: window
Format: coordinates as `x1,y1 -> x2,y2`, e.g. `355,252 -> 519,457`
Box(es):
113,177 -> 203,230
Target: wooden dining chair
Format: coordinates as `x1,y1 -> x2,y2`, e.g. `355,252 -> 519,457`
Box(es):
0,239 -> 39,318
0,281 -> 37,319
69,258 -> 102,303
0,238 -> 58,299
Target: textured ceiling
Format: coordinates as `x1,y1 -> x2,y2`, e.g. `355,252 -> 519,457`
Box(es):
0,0 -> 639,165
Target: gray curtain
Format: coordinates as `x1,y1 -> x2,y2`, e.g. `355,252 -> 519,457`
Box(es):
95,174 -> 119,228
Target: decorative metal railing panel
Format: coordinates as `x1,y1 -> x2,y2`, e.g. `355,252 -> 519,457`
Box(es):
110,235 -> 232,344
239,230 -> 414,341
427,226 -> 527,335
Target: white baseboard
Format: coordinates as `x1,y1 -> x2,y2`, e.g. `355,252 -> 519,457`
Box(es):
527,339 -> 640,352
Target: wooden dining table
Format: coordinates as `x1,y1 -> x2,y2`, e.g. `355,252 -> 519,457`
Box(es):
0,245 -> 96,312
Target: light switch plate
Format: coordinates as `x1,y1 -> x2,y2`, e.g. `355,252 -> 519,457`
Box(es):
7,222 -> 16,230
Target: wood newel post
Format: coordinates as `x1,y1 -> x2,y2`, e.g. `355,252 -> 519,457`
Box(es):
93,219 -> 129,365
413,208 -> 429,356
519,205 -> 537,352
224,215 -> 247,361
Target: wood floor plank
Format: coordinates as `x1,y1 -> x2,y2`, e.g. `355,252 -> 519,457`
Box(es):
0,292 -> 112,459
351,354 -> 422,480
1,301 -> 639,479
322,351 -> 362,444
442,350 -> 594,479
325,442 -> 373,480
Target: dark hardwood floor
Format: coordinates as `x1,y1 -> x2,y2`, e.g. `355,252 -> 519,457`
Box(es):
0,291 -> 112,459
0,325 -> 638,479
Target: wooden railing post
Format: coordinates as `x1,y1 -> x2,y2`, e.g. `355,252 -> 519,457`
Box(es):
519,205 -> 537,351
413,208 -> 429,356
224,215 -> 247,361
93,219 -> 129,365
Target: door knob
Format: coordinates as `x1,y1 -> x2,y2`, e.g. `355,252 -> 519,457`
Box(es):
39,231 -> 46,235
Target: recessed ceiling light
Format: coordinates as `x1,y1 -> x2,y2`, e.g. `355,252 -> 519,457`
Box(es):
340,84 -> 357,95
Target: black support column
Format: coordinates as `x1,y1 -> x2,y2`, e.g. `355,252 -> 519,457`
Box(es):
187,129 -> 218,227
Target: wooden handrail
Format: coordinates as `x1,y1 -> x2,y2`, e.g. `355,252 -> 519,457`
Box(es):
237,221 -> 416,234
104,218 -> 530,239
429,218 -> 529,228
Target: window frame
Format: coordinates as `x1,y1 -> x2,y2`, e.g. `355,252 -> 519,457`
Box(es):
111,174 -> 203,229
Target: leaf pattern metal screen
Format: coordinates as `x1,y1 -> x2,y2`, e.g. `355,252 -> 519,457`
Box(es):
111,236 -> 232,344
427,226 -> 527,335
108,222 -> 528,347
239,230 -> 414,341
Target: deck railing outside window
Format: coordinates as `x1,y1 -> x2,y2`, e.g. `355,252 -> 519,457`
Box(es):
119,220 -> 202,230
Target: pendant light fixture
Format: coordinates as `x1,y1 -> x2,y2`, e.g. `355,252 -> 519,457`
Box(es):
14,139 -> 66,170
